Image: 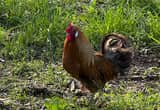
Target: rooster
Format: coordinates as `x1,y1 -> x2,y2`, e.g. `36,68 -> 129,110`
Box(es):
62,23 -> 132,93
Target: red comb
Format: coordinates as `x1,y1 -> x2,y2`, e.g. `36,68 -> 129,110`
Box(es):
66,22 -> 73,33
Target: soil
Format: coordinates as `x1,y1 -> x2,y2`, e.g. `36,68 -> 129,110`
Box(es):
0,47 -> 159,110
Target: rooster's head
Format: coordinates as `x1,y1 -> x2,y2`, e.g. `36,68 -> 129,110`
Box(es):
65,23 -> 79,41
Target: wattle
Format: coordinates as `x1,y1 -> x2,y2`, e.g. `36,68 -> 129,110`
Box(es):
66,35 -> 73,41
66,35 -> 74,41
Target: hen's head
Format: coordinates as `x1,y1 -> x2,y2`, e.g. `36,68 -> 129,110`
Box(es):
65,23 -> 79,41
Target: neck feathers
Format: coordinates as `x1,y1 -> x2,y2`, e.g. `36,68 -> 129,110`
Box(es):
76,32 -> 95,66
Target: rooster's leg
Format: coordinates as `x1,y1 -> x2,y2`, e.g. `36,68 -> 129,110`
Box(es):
80,84 -> 90,94
75,82 -> 90,96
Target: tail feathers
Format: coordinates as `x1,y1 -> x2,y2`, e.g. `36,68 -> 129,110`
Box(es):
101,33 -> 132,76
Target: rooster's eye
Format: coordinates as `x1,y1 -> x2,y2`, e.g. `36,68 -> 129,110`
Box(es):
75,31 -> 79,38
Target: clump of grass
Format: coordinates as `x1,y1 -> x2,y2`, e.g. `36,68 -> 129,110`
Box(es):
45,90 -> 160,110
12,60 -> 44,78
45,96 -> 75,110
0,0 -> 71,61
106,91 -> 160,110
146,12 -> 160,45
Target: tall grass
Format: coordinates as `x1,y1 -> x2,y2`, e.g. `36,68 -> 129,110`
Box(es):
0,0 -> 159,61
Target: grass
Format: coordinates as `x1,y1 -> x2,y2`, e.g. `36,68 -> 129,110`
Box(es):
0,0 -> 160,109
0,0 -> 160,60
45,90 -> 160,110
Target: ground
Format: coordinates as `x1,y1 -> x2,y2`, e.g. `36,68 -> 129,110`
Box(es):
0,47 -> 159,110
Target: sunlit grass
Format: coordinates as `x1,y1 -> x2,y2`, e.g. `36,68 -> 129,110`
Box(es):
45,90 -> 160,110
0,0 -> 160,61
